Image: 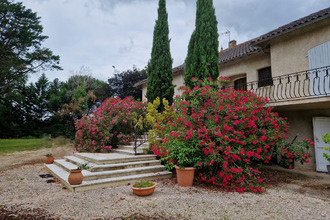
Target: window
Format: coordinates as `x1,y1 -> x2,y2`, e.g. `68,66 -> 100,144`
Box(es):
234,78 -> 247,91
258,67 -> 273,87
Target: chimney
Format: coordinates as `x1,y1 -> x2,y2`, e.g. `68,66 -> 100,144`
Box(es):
229,40 -> 237,48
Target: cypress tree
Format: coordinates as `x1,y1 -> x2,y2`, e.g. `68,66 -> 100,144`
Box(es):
184,0 -> 219,88
146,0 -> 174,108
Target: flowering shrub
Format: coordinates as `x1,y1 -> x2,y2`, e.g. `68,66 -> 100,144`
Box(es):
74,97 -> 146,152
279,138 -> 313,169
151,77 -> 291,192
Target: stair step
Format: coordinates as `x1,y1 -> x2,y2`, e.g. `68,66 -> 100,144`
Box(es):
83,165 -> 166,181
64,156 -> 95,167
54,159 -> 93,175
90,160 -> 161,172
74,153 -> 156,165
118,145 -> 148,150
44,163 -> 172,192
111,149 -> 144,155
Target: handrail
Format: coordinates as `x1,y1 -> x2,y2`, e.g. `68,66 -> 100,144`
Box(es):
225,65 -> 330,103
133,119 -> 150,155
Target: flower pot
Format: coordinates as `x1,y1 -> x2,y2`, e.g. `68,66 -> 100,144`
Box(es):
68,169 -> 83,185
131,182 -> 156,196
44,155 -> 54,164
175,165 -> 196,187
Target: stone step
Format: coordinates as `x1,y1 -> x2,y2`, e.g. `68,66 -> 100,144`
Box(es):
90,160 -> 161,172
74,153 -> 156,165
54,158 -> 165,181
83,165 -> 166,181
63,156 -> 160,172
44,163 -> 172,192
111,149 -> 144,155
118,145 -> 148,150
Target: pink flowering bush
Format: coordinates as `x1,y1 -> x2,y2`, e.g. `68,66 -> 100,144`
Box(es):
279,138 -> 314,169
152,77 -> 292,193
74,97 -> 146,152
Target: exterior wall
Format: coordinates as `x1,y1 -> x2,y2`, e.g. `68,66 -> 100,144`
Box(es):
140,70 -> 185,101
219,53 -> 271,84
276,108 -> 330,171
173,70 -> 185,97
142,84 -> 147,101
270,18 -> 330,77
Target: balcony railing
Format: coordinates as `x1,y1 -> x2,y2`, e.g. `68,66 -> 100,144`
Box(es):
229,66 -> 330,103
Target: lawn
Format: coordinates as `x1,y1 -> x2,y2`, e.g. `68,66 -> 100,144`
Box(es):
0,137 -> 52,154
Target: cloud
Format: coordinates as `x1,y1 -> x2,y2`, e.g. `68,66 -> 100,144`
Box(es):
19,0 -> 330,83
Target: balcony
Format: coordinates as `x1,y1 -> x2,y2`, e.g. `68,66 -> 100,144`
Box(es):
229,66 -> 330,110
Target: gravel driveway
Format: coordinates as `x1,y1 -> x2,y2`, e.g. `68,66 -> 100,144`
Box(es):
0,163 -> 329,220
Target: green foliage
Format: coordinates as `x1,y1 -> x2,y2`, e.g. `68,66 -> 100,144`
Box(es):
146,0 -> 174,109
184,0 -> 219,88
0,0 -> 61,96
76,163 -> 90,170
108,67 -> 147,100
133,179 -> 154,188
45,152 -> 52,157
322,133 -> 330,163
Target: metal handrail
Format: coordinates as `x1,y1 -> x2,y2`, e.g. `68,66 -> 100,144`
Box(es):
224,66 -> 330,103
133,119 -> 150,155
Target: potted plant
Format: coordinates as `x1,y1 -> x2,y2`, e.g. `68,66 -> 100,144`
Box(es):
279,138 -> 313,169
322,133 -> 330,173
44,153 -> 54,164
68,163 -> 90,185
131,179 -> 156,196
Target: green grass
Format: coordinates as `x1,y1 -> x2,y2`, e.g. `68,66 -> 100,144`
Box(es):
0,137 -> 53,154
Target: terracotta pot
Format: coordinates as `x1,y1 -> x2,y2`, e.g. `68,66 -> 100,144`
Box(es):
131,182 -> 156,196
44,155 -> 54,164
68,169 -> 83,185
175,165 -> 196,187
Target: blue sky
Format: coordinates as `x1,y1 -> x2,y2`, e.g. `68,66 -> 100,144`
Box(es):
19,0 -> 330,82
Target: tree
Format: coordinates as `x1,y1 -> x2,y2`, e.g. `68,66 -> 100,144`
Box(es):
146,0 -> 174,108
184,0 -> 219,88
108,67 -> 147,100
0,0 -> 61,96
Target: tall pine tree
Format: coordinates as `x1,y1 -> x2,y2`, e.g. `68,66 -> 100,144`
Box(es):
146,0 -> 174,108
184,0 -> 219,88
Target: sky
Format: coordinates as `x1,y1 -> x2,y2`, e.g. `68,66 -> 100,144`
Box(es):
18,0 -> 330,83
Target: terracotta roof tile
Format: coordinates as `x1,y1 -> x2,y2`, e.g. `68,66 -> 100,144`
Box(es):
254,7 -> 330,44
219,40 -> 260,64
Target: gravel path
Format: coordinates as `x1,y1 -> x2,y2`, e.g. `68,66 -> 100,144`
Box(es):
0,164 -> 329,220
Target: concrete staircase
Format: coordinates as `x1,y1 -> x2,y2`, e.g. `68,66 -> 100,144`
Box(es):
44,141 -> 172,192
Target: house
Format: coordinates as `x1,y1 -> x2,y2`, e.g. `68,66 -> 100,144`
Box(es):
135,7 -> 330,172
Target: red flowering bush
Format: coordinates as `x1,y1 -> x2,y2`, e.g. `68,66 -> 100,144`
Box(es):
279,138 -> 313,169
152,77 -> 290,193
74,97 -> 146,152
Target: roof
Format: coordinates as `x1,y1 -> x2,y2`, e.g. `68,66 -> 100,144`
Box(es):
219,40 -> 259,64
254,7 -> 330,45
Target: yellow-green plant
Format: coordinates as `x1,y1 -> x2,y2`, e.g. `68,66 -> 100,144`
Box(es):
322,133 -> 330,163
146,97 -> 176,152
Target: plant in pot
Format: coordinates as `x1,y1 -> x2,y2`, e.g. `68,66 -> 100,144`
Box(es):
278,138 -> 313,169
68,163 -> 90,185
131,179 -> 156,196
44,153 -> 54,164
322,133 -> 330,173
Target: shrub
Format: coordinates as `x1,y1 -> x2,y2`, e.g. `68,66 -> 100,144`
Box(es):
151,77 -> 293,192
74,97 -> 146,152
278,138 -> 313,169
322,133 -> 330,163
